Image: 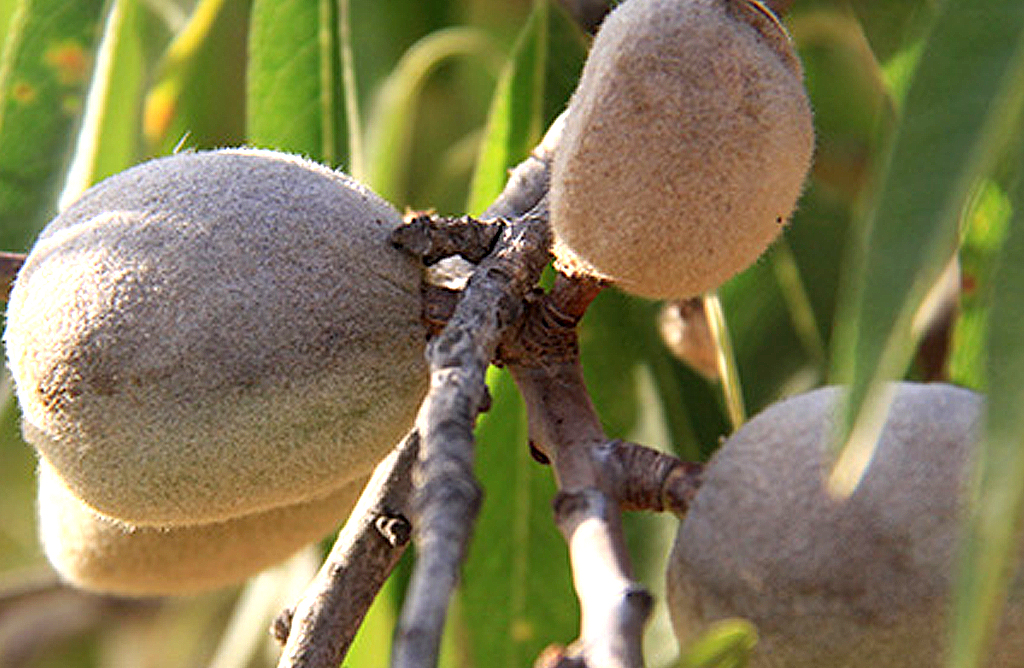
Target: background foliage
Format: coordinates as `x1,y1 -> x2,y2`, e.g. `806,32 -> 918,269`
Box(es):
0,0 -> 1021,667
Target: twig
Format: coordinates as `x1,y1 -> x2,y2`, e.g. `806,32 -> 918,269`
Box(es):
275,432 -> 419,668
1,252 -> 25,301
390,115 -> 561,665
505,274 -> 651,668
594,440 -> 704,517
274,114 -> 564,668
504,276 -> 705,668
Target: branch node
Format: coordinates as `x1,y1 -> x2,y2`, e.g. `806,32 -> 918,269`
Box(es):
623,586 -> 654,619
272,607 -> 294,646
375,513 -> 412,548
529,440 -> 552,465
534,644 -> 585,668
553,488 -> 607,521
390,211 -> 503,265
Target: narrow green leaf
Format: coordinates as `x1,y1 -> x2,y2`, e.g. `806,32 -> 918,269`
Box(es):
0,0 -> 21,58
677,619 -> 757,668
829,0 -> 1024,495
0,0 -> 106,246
948,132 -> 1024,668
338,0 -> 363,177
465,0 -> 586,215
61,0 -> 152,204
848,0 -> 938,65
143,0 -> 249,155
363,26 -> 495,202
465,4 -> 544,215
247,0 -> 347,166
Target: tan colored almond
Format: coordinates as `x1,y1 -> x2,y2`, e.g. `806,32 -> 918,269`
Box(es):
551,0 -> 814,299
37,459 -> 366,596
4,148 -> 426,527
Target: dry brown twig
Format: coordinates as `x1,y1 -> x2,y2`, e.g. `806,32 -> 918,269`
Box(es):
0,117 -> 703,668
274,432 -> 419,667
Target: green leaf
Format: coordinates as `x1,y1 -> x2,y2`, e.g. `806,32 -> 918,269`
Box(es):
143,0 -> 250,155
0,0 -> 22,59
364,26 -> 495,201
61,0 -> 155,203
0,0 -> 107,247
465,0 -> 586,215
949,132 -> 1024,668
828,0 -> 1024,495
247,0 -> 348,167
677,619 -> 757,668
848,0 -> 938,65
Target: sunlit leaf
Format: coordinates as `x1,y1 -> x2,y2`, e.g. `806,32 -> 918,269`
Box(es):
143,0 -> 249,155
247,0 -> 348,167
829,0 -> 1024,495
947,181 -> 1012,390
61,0 -> 155,205
677,618 -> 757,668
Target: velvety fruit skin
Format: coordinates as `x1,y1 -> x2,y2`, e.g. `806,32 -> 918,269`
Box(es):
38,460 -> 366,596
667,383 -> 1024,667
4,148 -> 427,526
551,0 -> 814,299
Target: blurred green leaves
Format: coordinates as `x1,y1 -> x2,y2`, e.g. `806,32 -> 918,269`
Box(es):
0,0 -> 105,243
824,1 -> 1024,667
466,0 -> 586,213
829,0 -> 1024,495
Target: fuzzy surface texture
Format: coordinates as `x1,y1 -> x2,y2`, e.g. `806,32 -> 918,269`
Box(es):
5,148 -> 427,526
37,459 -> 365,595
551,0 -> 814,299
668,382 -> 1024,667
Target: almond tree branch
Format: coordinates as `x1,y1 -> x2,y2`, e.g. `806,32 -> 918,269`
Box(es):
274,432 -> 419,668
503,273 -> 703,668
389,119 -> 563,668
505,274 -> 649,668
272,115 -> 565,668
